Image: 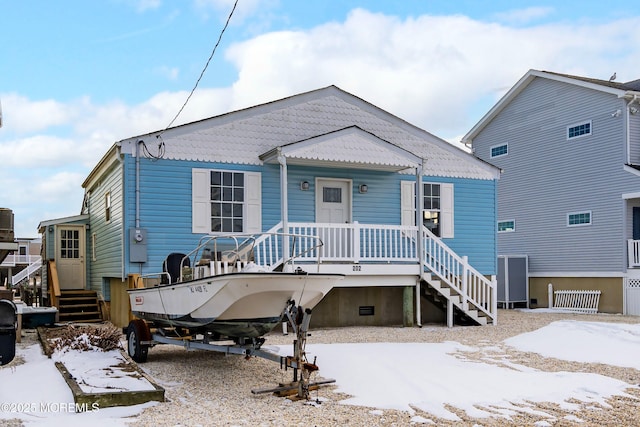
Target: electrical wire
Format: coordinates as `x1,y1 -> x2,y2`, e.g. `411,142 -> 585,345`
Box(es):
159,0 -> 239,135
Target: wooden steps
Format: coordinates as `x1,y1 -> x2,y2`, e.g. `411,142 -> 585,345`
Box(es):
57,290 -> 102,323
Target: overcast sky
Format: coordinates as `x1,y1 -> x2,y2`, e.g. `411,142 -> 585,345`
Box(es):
2,0 -> 640,237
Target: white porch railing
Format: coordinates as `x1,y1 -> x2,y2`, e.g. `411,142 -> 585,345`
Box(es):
250,221 -> 497,324
0,254 -> 40,267
628,239 -> 640,268
422,227 -> 496,322
288,222 -> 418,262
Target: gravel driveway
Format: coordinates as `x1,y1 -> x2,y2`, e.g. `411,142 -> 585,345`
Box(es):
129,309 -> 640,427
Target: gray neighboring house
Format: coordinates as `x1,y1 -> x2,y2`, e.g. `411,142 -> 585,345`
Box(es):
463,69 -> 640,315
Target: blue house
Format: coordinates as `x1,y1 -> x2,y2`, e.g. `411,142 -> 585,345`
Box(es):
42,86 -> 500,328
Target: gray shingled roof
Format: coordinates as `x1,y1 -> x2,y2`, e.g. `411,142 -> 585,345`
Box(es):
542,70 -> 640,91
119,86 -> 499,180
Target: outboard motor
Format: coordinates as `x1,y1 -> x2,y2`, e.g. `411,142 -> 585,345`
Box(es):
0,299 -> 17,366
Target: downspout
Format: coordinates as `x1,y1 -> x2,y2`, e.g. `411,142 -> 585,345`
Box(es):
626,95 -> 639,164
134,140 -> 143,277
415,160 -> 425,327
117,147 -> 126,281
136,140 -> 142,229
277,148 -> 290,262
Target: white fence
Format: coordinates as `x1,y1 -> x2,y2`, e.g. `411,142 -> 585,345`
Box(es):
625,278 -> 640,316
547,284 -> 601,314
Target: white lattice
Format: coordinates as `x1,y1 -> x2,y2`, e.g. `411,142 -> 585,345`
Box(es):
626,278 -> 640,288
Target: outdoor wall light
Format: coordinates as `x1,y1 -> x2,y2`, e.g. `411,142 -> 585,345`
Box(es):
359,184 -> 368,193
300,181 -> 310,191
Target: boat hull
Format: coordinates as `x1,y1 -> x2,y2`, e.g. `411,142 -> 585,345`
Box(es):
128,272 -> 342,338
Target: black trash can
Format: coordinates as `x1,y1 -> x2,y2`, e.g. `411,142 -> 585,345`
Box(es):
0,299 -> 17,366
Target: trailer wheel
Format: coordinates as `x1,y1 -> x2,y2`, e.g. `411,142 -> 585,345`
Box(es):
127,319 -> 150,363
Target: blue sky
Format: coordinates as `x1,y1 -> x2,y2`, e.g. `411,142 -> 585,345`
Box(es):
2,0 -> 640,237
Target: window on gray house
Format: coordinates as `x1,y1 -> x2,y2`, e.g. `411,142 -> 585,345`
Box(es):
567,121 -> 592,139
490,143 -> 508,158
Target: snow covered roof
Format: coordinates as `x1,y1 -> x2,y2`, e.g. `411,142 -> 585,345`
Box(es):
118,86 -> 499,180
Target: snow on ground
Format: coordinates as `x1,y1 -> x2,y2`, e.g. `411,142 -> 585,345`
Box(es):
0,344 -> 156,426
503,320 -> 640,369
52,347 -> 156,394
0,318 -> 638,425
299,340 -> 632,420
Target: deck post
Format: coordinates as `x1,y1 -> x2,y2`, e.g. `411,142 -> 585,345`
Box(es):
461,255 -> 469,311
446,299 -> 453,328
403,285 -> 414,327
415,279 -> 422,327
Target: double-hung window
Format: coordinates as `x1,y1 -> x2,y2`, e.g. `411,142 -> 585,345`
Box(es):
423,183 -> 441,236
192,169 -> 262,234
105,192 -> 111,222
401,181 -> 454,238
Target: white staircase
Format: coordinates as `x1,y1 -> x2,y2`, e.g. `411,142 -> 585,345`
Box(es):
12,257 -> 42,286
421,227 -> 497,326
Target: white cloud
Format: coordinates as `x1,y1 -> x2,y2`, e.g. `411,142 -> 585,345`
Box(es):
493,7 -> 555,25
1,94 -> 78,133
224,9 -> 640,137
5,8 -> 640,236
154,65 -> 180,81
194,0 -> 271,23
0,135 -> 85,168
136,0 -> 161,12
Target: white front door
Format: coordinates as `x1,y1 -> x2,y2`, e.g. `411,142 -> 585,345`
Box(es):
315,179 -> 352,259
315,178 -> 351,223
57,225 -> 86,290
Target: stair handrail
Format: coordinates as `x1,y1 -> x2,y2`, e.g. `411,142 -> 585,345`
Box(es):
421,226 -> 496,322
12,257 -> 42,285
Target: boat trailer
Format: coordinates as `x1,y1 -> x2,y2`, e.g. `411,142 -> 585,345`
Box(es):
125,300 -> 334,400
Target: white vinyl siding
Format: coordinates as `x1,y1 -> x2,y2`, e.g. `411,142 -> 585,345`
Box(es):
192,168 -> 262,234
400,181 -> 454,238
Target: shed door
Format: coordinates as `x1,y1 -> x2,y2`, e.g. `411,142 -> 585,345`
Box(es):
57,225 -> 86,290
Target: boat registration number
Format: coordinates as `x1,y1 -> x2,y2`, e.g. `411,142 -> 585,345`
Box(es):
189,284 -> 208,293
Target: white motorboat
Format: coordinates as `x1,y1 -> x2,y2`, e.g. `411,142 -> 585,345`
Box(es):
127,233 -> 343,339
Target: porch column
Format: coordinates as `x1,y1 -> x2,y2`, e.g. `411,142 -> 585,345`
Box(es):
277,150 -> 290,260
415,160 -> 424,326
